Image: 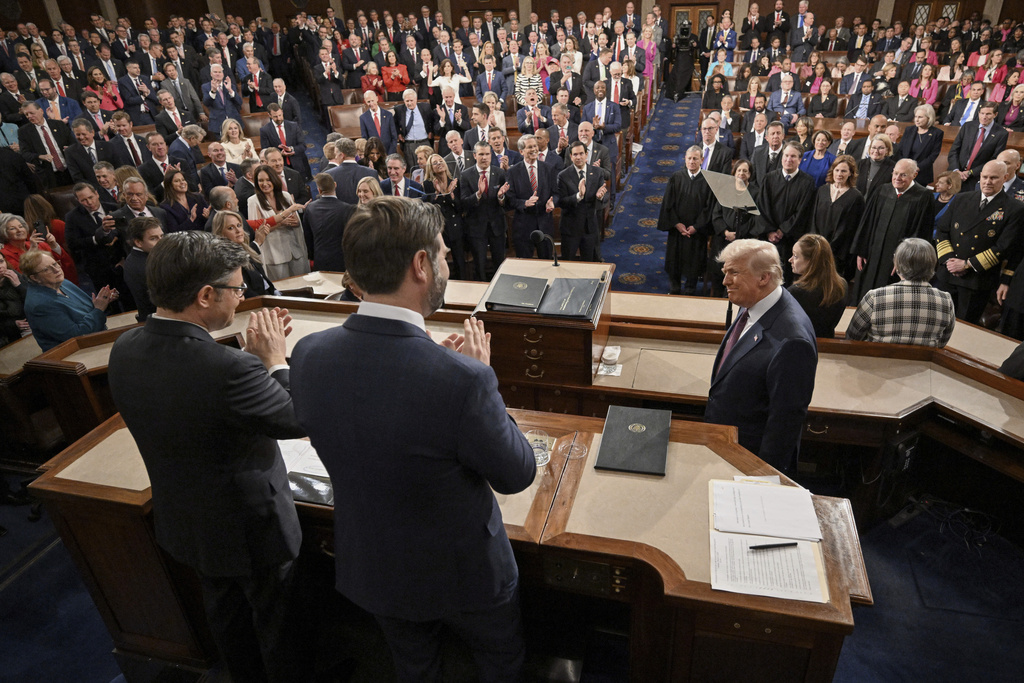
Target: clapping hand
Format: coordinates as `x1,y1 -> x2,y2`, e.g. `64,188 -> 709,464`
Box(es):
441,317 -> 491,365
525,192 -> 538,207
245,307 -> 292,369
596,184 -> 608,200
545,196 -> 554,212
497,181 -> 509,198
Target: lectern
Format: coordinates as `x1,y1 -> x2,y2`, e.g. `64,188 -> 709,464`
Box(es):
474,258 -> 615,386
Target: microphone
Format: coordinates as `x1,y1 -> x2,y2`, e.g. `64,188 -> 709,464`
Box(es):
530,230 -> 559,266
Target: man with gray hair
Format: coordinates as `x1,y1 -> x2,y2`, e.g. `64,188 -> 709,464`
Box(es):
326,136 -> 377,204
847,238 -> 955,347
851,158 -> 935,301
706,239 -> 818,474
444,129 -> 472,176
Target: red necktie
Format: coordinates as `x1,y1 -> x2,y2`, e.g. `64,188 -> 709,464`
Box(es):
560,126 -> 567,140
94,112 -> 104,134
56,81 -> 65,97
278,123 -> 287,148
394,182 -> 400,196
274,35 -> 281,55
718,310 -> 749,371
613,81 -> 619,103
374,112 -> 381,136
482,169 -> 488,193
111,186 -> 118,200
40,125 -> 65,171
254,74 -> 262,108
529,164 -> 537,193
967,126 -> 986,169
127,137 -> 142,166
488,73 -> 492,89
172,110 -> 181,128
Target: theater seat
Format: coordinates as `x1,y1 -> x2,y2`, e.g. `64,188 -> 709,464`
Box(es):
242,113 -> 271,138
328,104 -> 367,138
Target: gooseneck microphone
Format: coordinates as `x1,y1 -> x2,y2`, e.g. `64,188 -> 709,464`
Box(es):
530,230 -> 559,266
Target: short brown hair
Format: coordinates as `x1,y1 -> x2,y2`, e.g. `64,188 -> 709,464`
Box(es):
342,197 -> 443,295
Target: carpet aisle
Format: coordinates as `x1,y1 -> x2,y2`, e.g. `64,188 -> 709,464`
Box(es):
605,94 -> 703,294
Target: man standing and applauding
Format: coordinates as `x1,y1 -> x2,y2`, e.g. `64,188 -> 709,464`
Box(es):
290,198 -> 535,683
108,231 -> 308,683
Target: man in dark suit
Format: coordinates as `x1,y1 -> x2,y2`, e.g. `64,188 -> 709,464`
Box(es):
199,142 -> 241,198
168,125 -> 203,192
433,87 -> 470,157
341,34 -> 372,89
261,104 -> 311,180
750,121 -> 786,184
534,130 -> 564,173
118,62 -> 161,126
63,182 -> 122,290
326,137 -> 377,204
442,131 -> 474,177
359,91 -> 399,154
138,132 -> 175,202
289,199 -> 534,683
884,81 -> 916,122
515,88 -> 551,135
109,112 -> 152,168
558,140 -> 611,262
935,160 -> 1024,323
121,216 -> 162,321
380,154 -> 426,197
947,102 -> 1009,192
301,173 -> 356,272
93,162 -> 122,211
112,178 -> 171,239
270,78 -> 302,124
460,141 -> 509,279
108,232 -> 309,683
547,103 -> 579,155
696,117 -> 733,174
705,239 -> 818,474
943,81 -> 986,126
66,119 -> 116,187
263,148 -> 312,204
506,135 -> 557,258
18,102 -> 73,188
242,59 -> 274,113
843,80 -> 885,119
475,54 -> 509,100
313,46 -> 345,117
740,112 -> 769,161
155,89 -> 196,144
394,89 -> 435,170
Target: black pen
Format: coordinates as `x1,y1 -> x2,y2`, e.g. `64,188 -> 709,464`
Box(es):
749,542 -> 798,551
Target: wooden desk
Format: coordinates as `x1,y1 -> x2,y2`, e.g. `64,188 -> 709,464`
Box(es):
29,411 -> 869,683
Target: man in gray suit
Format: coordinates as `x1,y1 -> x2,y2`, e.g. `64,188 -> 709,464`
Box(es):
108,232 -> 308,683
159,61 -> 205,128
326,136 -> 377,204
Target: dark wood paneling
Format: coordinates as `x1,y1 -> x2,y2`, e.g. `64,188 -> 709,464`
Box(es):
450,0 -> 510,25
269,0 -> 331,23
1,2 -> 76,31
222,0 -> 263,24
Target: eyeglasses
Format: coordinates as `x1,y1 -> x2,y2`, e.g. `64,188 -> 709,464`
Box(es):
212,282 -> 248,298
33,263 -> 62,275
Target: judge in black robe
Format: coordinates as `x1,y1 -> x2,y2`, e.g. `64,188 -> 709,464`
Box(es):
658,148 -> 713,294
849,173 -> 935,303
754,158 -> 816,282
809,183 -> 866,280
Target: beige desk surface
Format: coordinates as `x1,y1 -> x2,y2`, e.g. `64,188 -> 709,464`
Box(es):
564,434 -> 742,584
275,272 -> 345,296
60,309 -> 466,371
55,427 -> 149,491
597,335 -> 935,417
0,311 -> 137,377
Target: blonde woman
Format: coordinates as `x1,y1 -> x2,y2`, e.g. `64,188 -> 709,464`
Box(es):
220,119 -> 256,165
411,144 -> 433,184
482,91 -> 507,136
515,57 -> 543,105
535,42 -> 557,93
355,176 -> 383,204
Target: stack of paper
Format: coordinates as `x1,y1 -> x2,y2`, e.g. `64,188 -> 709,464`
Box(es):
708,480 -> 829,604
278,439 -> 329,478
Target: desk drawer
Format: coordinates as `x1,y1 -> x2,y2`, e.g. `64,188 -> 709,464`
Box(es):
488,322 -> 594,385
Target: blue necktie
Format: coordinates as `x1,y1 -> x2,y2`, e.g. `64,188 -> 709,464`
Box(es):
960,100 -> 975,126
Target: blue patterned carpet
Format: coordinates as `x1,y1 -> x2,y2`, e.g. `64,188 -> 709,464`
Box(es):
606,94 -> 703,293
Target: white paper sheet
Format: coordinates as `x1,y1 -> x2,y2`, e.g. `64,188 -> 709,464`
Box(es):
712,480 -> 822,541
710,531 -> 828,603
278,439 -> 329,478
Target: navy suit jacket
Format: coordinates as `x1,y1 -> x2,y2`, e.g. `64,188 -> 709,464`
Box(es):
704,288 -> 817,472
109,318 -> 305,577
259,120 -> 311,179
506,160 -> 556,235
475,69 -> 509,100
360,107 -> 399,154
168,137 -> 201,191
326,162 -> 378,204
300,195 -> 356,271
289,314 -> 535,620
379,177 -> 425,198
581,99 -> 622,146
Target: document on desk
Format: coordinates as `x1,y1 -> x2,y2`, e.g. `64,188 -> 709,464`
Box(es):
709,531 -> 828,603
711,480 -> 822,541
278,439 -> 329,478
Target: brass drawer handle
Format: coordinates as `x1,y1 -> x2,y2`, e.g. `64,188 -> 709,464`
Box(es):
524,349 -> 544,360
526,365 -> 545,379
806,424 -> 828,435
524,328 -> 543,344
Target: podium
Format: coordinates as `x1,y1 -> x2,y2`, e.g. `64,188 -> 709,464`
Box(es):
474,258 -> 615,386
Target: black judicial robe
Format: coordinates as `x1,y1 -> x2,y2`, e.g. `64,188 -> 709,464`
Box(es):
809,184 -> 866,280
658,170 -> 713,287
849,182 -> 935,302
709,179 -> 760,290
754,169 -> 816,273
